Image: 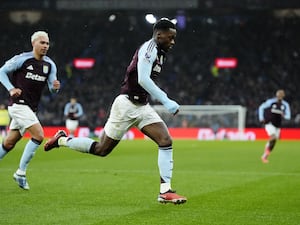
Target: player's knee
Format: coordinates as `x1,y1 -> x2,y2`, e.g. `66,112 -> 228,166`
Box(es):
32,132 -> 44,143
158,135 -> 172,147
270,134 -> 277,140
2,141 -> 15,151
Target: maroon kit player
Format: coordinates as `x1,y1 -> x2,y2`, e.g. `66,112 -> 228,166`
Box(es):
45,19 -> 187,204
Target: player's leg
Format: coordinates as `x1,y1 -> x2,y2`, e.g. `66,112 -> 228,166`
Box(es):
66,119 -> 78,138
0,129 -> 28,189
0,126 -> 7,141
45,130 -> 120,156
141,121 -> 187,204
45,95 -> 128,156
0,129 -> 22,160
261,123 -> 277,163
142,121 -> 173,191
19,123 -> 44,173
7,104 -> 43,189
90,132 -> 120,156
11,122 -> 43,190
1,128 -> 31,190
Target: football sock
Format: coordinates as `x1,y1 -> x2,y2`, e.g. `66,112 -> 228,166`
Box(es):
19,138 -> 40,171
160,182 -> 171,194
0,144 -> 8,160
58,137 -> 68,146
263,149 -> 270,158
65,137 -> 94,153
262,143 -> 271,158
16,168 -> 26,176
158,146 -> 173,193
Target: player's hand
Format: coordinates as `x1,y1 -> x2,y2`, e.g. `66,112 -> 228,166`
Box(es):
9,88 -> 22,98
52,80 -> 60,91
163,99 -> 179,114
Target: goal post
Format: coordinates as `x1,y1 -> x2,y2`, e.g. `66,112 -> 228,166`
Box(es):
152,105 -> 247,132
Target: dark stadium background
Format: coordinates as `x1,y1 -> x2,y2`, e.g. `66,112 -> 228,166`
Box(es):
1,0 -> 300,129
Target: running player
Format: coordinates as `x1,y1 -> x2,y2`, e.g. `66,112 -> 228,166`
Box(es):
258,89 -> 291,163
0,31 -> 60,189
44,18 -> 187,204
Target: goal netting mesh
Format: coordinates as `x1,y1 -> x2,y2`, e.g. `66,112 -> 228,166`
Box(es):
152,105 -> 247,132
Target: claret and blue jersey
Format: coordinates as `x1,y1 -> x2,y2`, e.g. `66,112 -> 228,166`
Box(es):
0,51 -> 57,112
258,97 -> 291,128
121,38 -> 167,105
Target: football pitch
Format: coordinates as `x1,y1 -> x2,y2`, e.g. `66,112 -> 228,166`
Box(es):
0,139 -> 299,225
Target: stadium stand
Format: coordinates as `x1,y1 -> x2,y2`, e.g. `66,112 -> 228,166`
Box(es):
0,10 -> 299,128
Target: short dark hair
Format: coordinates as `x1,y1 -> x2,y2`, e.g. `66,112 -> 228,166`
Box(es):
153,18 -> 176,31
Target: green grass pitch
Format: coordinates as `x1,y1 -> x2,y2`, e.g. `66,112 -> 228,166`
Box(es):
0,139 -> 299,225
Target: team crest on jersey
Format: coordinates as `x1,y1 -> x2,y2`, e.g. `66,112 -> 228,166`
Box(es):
43,65 -> 49,74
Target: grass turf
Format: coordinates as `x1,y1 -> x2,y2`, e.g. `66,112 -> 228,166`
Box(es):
0,139 -> 299,225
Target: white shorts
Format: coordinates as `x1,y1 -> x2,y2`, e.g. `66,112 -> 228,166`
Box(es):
8,104 -> 40,136
104,94 -> 163,140
66,119 -> 79,131
265,123 -> 280,139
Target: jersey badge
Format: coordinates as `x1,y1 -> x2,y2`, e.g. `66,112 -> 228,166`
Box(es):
43,65 -> 49,74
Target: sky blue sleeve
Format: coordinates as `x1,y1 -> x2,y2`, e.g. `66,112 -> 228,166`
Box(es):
77,103 -> 84,117
137,42 -> 179,114
0,54 -> 24,91
64,103 -> 70,116
258,99 -> 271,121
283,101 -> 291,120
137,43 -> 169,103
46,58 -> 58,93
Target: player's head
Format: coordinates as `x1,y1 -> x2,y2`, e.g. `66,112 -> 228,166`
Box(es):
31,31 -> 50,58
31,31 -> 49,43
70,97 -> 77,104
153,18 -> 177,52
276,89 -> 285,101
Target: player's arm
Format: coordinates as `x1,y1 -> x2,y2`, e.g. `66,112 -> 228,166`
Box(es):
283,101 -> 291,120
47,60 -> 60,93
76,104 -> 84,117
0,55 -> 23,97
64,103 -> 70,117
137,43 -> 179,115
258,99 -> 271,123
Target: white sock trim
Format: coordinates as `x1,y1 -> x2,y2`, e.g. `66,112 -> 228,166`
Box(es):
16,168 -> 26,176
160,182 -> 171,194
58,137 -> 68,146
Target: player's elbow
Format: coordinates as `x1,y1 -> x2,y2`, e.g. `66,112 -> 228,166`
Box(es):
137,77 -> 146,87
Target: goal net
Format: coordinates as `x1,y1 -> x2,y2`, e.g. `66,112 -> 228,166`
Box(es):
152,105 -> 247,132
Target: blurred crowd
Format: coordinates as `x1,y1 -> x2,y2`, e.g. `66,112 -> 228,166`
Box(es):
0,10 -> 299,128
